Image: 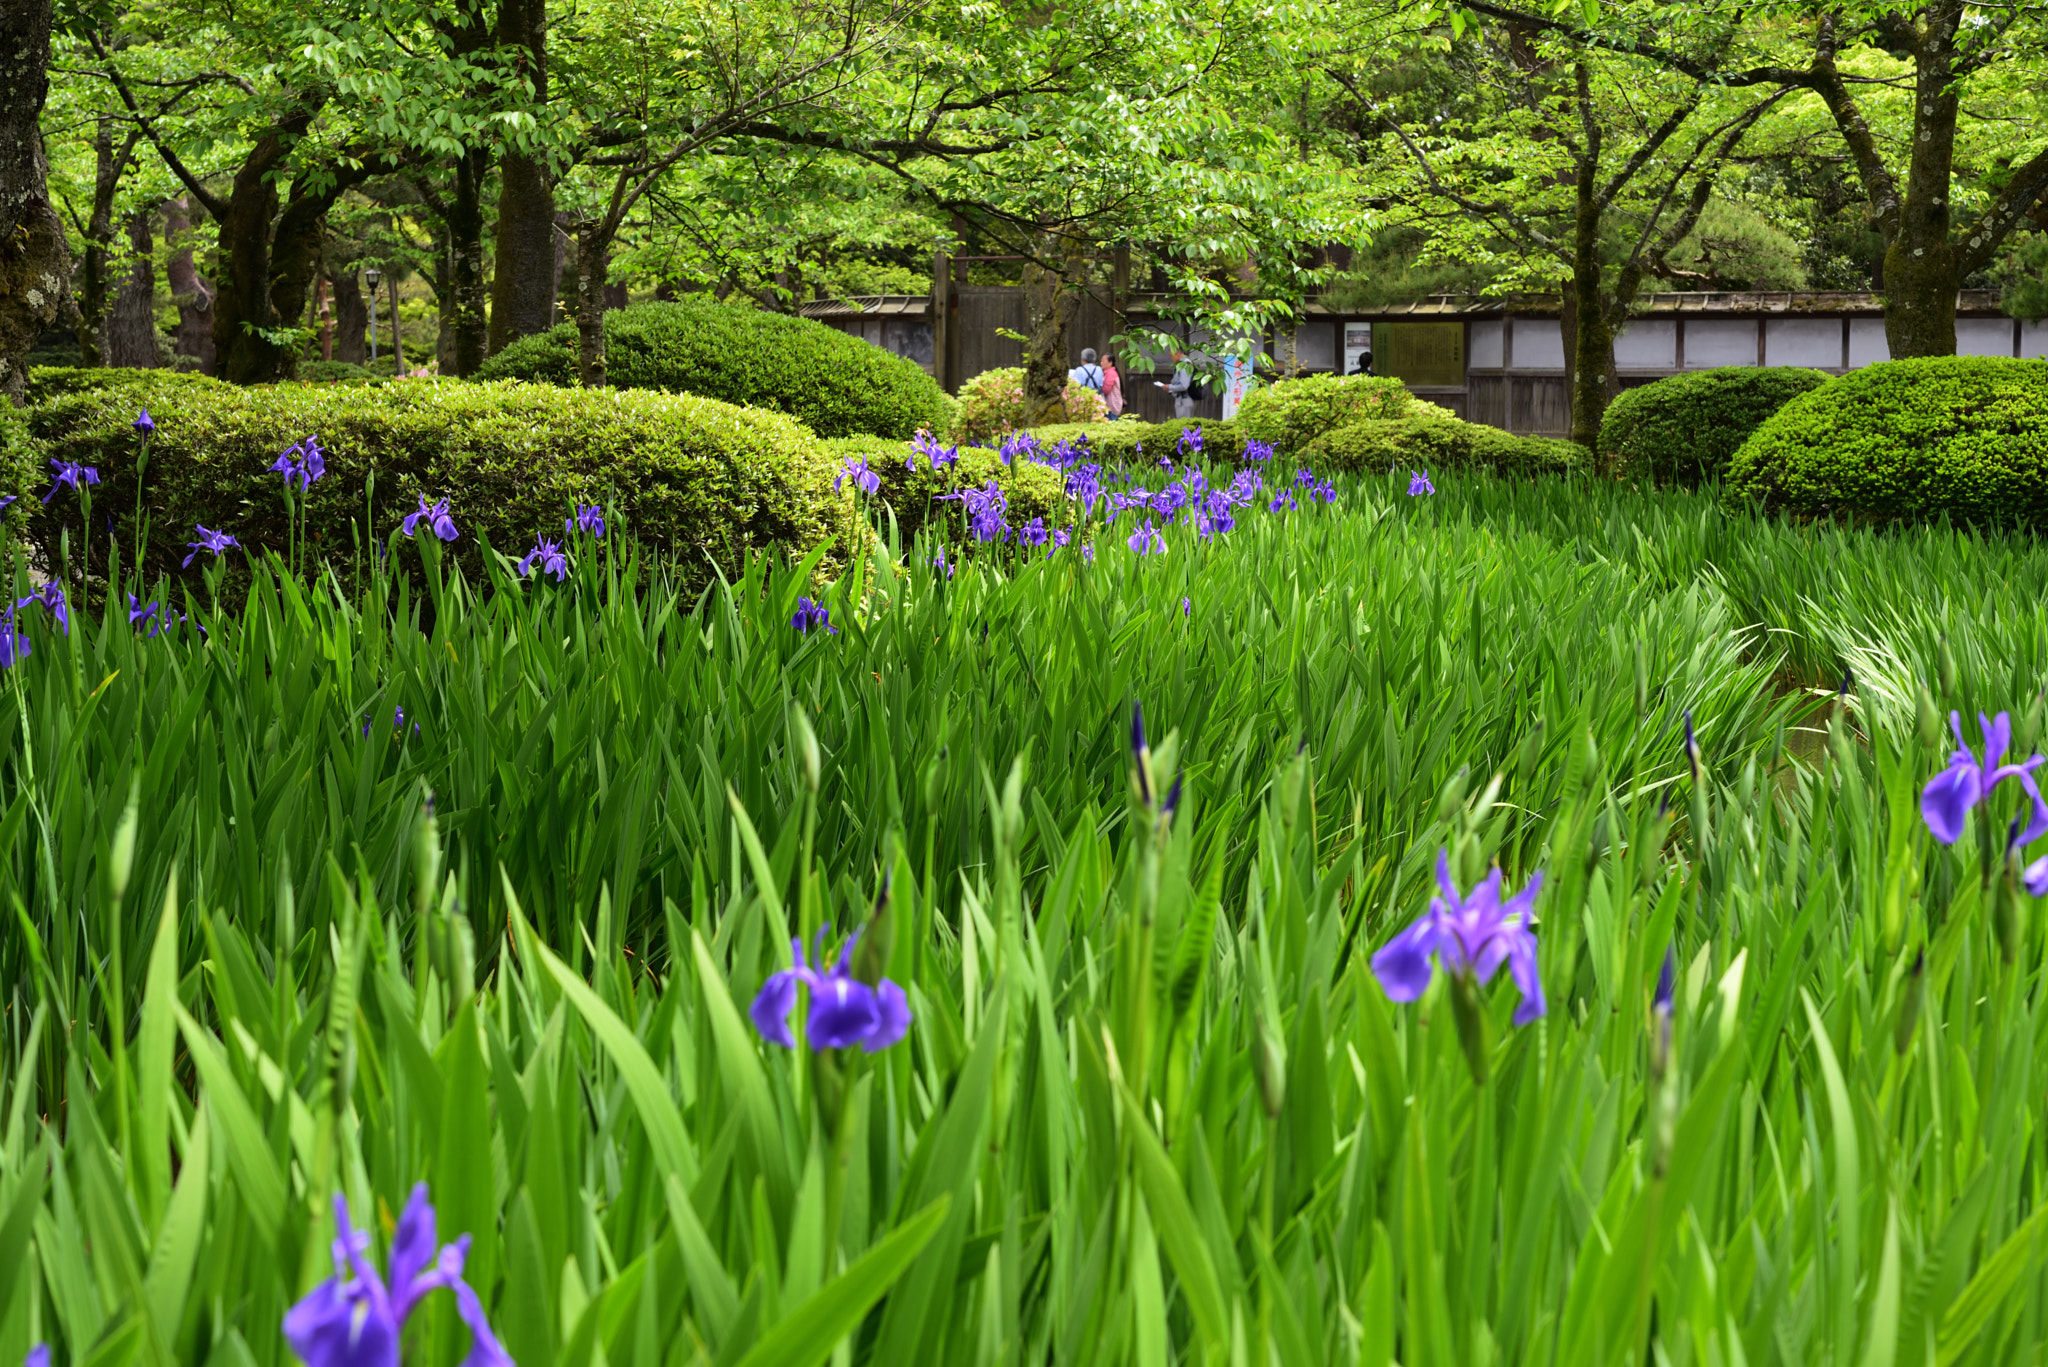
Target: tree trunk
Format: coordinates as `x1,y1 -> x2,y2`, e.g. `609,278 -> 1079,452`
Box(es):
449,147 -> 490,374
436,240 -> 457,375
1021,232 -> 1080,426
211,131 -> 293,384
315,273 -> 332,360
76,118 -> 120,368
388,272 -> 407,375
574,221 -> 609,386
329,265 -> 367,362
105,209 -> 160,367
164,198 -> 216,371
0,0 -> 72,404
488,0 -> 554,353
1566,156 -> 1615,451
1882,31 -> 1962,358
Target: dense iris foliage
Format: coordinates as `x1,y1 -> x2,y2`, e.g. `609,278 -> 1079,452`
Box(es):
6,465 -> 2048,1367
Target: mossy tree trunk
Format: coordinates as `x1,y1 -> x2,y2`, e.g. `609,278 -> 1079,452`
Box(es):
1022,232 -> 1082,427
1806,6 -> 2048,358
488,0 -> 554,354
574,221 -> 609,387
0,0 -> 71,404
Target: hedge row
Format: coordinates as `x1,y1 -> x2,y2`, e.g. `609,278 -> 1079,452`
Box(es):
1727,356 -> 2048,528
474,300 -> 951,441
823,436 -> 1068,542
1600,367 -> 1830,486
20,378 -> 865,594
1304,417 -> 1586,478
1233,374 -> 1434,453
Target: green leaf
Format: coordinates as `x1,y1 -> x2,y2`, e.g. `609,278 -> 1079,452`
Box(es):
731,1197 -> 950,1367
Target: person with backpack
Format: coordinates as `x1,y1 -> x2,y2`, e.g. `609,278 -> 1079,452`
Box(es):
1068,348 -> 1105,394
1155,348 -> 1203,419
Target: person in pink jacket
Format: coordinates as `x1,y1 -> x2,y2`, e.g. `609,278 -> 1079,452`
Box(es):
1100,354 -> 1125,417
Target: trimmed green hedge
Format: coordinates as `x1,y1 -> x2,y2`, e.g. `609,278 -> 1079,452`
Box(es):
824,436 -> 1068,542
473,301 -> 950,440
21,378 -> 864,593
1234,374 -> 1437,454
1304,416 -> 1587,478
1725,356 -> 2048,527
1600,366 -> 1831,486
24,365 -> 227,407
1024,418 -> 1245,465
295,360 -> 381,385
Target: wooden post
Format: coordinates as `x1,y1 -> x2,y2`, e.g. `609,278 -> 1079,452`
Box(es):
931,246 -> 952,392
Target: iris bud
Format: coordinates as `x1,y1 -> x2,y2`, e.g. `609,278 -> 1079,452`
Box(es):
1894,950 -> 1925,1055
1916,683 -> 1942,750
1937,634 -> 1957,701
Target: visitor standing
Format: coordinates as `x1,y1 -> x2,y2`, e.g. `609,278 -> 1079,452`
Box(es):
1068,348 -> 1105,393
1155,349 -> 1199,419
1100,354 -> 1124,417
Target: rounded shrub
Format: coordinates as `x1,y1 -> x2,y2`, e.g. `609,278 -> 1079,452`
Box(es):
824,436 -> 1067,543
1725,356 -> 2048,527
1304,416 -> 1587,478
473,301 -> 949,440
955,367 -> 1107,441
1599,366 -> 1831,486
21,378 -> 865,593
1234,374 -> 1424,454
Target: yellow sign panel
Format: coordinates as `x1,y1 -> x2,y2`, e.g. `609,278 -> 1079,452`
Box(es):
1374,323 -> 1466,387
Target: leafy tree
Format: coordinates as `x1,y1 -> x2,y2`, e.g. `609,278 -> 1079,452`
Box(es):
1440,0 -> 2048,357
1330,34 -> 1788,446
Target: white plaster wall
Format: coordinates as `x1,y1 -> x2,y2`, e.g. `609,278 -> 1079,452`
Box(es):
1848,319 -> 1891,368
1510,319 -> 1565,369
1614,319 -> 1675,369
1470,319 -> 1504,368
1957,318 -> 2017,357
1685,320 -> 1759,368
1765,319 -> 1840,369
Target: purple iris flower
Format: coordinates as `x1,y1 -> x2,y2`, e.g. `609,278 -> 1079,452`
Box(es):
1373,850 -> 1546,1025
1295,468 -> 1316,487
1921,712 -> 2047,844
184,524 -> 239,568
1315,479 -> 1338,503
133,410 -> 155,435
1000,432 -> 1040,466
1127,520 -> 1165,555
1081,542 -> 1095,563
1408,470 -> 1435,496
1268,490 -> 1297,513
269,438 -> 325,492
42,459 -> 99,504
941,481 -> 1008,542
931,547 -> 954,579
568,503 -> 606,538
835,456 -> 881,496
1177,427 -> 1204,458
517,536 -> 569,582
18,582 -> 68,634
26,1347 -> 49,1367
793,596 -> 839,635
1240,438 -> 1275,463
128,594 -> 163,639
1181,596 -> 1191,616
0,610 -> 28,669
750,927 -> 912,1052
0,495 -> 15,513
283,1184 -> 511,1367
402,496 -> 459,542
1052,528 -> 1070,548
1018,517 -> 1047,547
363,705 -> 416,737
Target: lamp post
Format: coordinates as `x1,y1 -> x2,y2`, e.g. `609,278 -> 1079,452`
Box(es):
365,267 -> 382,362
